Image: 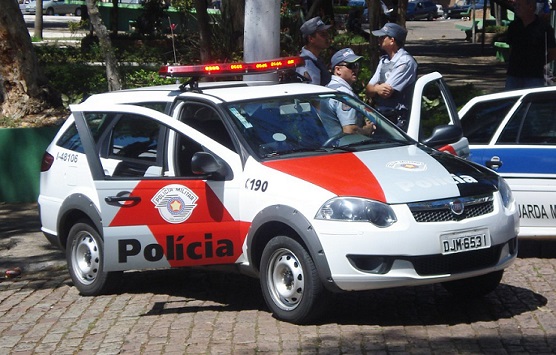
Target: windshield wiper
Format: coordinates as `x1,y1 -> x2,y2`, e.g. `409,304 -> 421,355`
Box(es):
262,146 -> 353,158
343,136 -> 410,147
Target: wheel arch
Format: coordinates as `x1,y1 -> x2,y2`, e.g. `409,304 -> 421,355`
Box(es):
245,204 -> 341,293
58,194 -> 103,251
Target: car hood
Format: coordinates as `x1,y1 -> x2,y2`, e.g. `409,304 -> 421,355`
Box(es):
262,145 -> 497,204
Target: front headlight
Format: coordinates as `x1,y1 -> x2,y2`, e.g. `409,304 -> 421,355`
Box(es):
498,176 -> 514,209
315,197 -> 397,228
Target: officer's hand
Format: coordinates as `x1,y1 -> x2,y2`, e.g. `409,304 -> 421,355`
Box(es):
378,83 -> 394,98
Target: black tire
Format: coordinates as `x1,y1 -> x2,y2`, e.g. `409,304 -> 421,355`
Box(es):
260,236 -> 330,324
66,220 -> 119,296
46,8 -> 54,15
442,270 -> 504,298
75,7 -> 81,17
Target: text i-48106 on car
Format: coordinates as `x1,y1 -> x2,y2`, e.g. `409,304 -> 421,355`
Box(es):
38,56 -> 519,324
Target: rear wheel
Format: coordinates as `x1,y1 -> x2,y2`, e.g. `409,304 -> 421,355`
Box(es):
46,8 -> 54,15
66,221 -> 119,296
442,270 -> 504,297
75,7 -> 82,17
260,236 -> 330,324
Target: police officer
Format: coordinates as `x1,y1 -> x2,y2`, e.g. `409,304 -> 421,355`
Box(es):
296,17 -> 332,85
322,48 -> 375,137
366,23 -> 417,129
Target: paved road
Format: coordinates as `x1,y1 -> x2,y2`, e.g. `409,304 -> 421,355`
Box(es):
2,201 -> 556,355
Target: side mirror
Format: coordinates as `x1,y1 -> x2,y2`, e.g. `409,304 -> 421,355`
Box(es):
422,124 -> 463,148
191,152 -> 232,180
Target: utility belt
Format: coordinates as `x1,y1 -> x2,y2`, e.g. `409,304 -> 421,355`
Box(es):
375,104 -> 408,131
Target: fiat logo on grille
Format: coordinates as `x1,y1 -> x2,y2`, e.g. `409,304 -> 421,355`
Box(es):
450,199 -> 465,216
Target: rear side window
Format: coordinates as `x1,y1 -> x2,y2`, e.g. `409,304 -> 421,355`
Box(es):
460,97 -> 516,144
57,114 -> 108,153
57,123 -> 84,153
498,99 -> 556,144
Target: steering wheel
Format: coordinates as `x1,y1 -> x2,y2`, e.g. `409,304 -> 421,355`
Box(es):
322,133 -> 349,148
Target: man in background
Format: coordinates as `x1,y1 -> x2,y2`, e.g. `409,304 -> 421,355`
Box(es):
296,16 -> 332,85
505,0 -> 556,90
366,23 -> 417,130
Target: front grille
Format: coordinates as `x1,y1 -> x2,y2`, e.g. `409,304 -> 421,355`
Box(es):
347,238 -> 517,276
409,194 -> 494,222
409,243 -> 503,275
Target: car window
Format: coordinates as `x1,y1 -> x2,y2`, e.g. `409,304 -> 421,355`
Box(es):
179,103 -> 236,152
417,80 -> 452,140
498,99 -> 556,144
461,97 -> 516,144
57,113 -> 109,153
225,94 -> 406,159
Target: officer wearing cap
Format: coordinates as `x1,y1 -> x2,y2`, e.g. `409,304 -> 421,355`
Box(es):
296,16 -> 332,86
321,48 -> 375,136
366,23 -> 417,129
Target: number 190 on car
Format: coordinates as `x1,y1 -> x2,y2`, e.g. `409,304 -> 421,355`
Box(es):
440,229 -> 490,255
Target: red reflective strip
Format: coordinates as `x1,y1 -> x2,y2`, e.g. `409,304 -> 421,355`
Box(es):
263,154 -> 386,202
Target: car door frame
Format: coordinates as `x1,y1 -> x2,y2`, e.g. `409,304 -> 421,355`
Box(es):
406,71 -> 469,158
70,103 -> 244,271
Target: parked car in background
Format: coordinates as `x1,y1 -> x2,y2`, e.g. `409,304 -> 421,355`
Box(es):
446,0 -> 490,19
459,86 -> 556,239
436,4 -> 446,18
407,0 -> 439,21
446,0 -> 471,19
17,0 -> 29,11
25,0 -> 84,15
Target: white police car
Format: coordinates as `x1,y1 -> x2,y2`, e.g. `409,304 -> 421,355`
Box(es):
39,57 -> 518,324
460,86 -> 556,239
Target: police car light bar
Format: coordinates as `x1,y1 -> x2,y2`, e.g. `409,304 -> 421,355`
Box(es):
159,56 -> 304,78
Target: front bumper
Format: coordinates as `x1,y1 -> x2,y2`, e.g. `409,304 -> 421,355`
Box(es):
313,192 -> 519,291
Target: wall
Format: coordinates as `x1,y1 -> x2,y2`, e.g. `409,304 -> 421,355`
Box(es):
0,127 -> 59,203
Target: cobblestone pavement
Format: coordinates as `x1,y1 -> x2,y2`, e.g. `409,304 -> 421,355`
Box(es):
2,203 -> 556,354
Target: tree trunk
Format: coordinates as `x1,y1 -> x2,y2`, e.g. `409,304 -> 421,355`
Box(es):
221,0 -> 245,54
111,0 -> 119,37
368,0 -> 381,71
397,0 -> 407,28
0,0 -> 61,121
34,0 -> 43,40
194,0 -> 211,63
86,0 -> 122,91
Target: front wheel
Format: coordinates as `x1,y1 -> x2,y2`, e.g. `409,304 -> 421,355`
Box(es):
66,221 -> 119,296
442,270 -> 504,297
260,236 -> 330,324
46,8 -> 54,15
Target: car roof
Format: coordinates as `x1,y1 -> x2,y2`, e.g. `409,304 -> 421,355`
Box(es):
458,85 -> 556,117
82,81 -> 337,106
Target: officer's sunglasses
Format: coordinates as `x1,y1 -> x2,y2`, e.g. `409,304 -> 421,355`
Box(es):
337,62 -> 360,71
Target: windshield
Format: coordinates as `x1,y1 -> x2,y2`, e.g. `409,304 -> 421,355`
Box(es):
225,93 -> 411,159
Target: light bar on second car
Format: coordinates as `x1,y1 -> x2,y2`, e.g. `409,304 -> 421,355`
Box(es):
159,56 -> 304,78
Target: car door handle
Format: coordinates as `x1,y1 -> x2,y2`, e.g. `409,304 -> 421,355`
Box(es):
485,156 -> 503,170
105,195 -> 141,206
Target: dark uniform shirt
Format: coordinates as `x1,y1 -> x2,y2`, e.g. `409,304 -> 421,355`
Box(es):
507,16 -> 556,78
